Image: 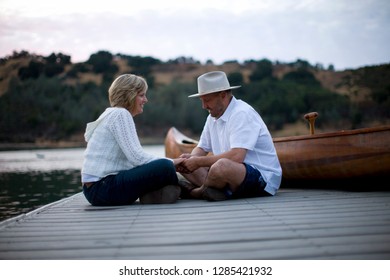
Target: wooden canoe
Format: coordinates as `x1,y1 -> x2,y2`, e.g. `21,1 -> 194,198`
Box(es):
164,127 -> 199,158
165,125 -> 390,181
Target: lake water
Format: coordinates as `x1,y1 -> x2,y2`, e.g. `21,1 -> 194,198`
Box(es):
0,145 -> 165,222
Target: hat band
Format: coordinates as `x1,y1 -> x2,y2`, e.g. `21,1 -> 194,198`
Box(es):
199,86 -> 232,94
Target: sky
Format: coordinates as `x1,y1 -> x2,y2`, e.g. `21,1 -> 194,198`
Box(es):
0,0 -> 389,70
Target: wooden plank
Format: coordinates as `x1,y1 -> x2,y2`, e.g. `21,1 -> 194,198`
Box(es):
0,189 -> 389,260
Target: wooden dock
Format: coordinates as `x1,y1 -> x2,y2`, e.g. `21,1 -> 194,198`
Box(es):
1,188 -> 390,260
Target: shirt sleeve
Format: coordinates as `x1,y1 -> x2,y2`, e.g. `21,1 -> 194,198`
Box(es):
109,109 -> 158,166
197,115 -> 213,152
228,110 -> 261,150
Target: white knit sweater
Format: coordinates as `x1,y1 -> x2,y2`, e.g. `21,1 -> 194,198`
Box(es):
81,107 -> 160,182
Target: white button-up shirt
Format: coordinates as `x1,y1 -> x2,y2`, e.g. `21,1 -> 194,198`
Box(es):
198,97 -> 282,195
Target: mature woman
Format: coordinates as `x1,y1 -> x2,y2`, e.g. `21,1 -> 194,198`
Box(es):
81,74 -> 183,205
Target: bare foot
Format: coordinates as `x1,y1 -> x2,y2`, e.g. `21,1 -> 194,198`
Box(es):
190,185 -> 207,199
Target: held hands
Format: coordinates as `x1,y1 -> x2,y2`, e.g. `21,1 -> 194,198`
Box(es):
173,154 -> 199,173
179,153 -> 192,159
172,157 -> 189,173
172,158 -> 185,166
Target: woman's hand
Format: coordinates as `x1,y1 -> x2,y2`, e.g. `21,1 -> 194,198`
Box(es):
172,158 -> 190,173
179,153 -> 192,159
172,157 -> 185,166
181,156 -> 200,173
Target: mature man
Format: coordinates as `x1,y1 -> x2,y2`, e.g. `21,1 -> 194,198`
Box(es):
178,71 -> 282,201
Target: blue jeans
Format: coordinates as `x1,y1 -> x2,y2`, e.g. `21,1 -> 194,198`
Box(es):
83,159 -> 178,206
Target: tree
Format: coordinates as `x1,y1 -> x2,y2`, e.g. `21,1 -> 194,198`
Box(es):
249,59 -> 273,82
283,69 -> 320,86
87,50 -> 115,73
45,53 -> 71,65
227,72 -> 243,85
18,61 -> 45,80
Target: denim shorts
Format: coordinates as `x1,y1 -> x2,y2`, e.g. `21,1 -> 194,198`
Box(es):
230,163 -> 271,199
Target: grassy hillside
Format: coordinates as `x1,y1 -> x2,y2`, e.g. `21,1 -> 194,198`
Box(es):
0,51 -> 389,147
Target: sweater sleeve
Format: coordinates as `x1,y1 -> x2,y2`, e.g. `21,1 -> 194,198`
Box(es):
108,109 -> 159,166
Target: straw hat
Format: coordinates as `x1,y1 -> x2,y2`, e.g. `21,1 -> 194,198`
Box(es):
188,71 -> 241,98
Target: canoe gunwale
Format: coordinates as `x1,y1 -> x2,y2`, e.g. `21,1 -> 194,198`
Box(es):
273,125 -> 390,143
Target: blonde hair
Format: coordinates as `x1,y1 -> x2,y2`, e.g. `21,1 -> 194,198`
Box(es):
108,74 -> 148,112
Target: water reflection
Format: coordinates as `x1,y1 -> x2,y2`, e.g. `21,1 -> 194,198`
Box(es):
0,146 -> 164,222
0,148 -> 85,173
0,170 -> 82,222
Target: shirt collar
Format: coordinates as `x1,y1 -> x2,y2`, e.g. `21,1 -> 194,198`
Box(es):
214,96 -> 237,122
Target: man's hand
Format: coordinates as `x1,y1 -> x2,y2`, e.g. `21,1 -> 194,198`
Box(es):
172,158 -> 190,173
181,156 -> 201,173
179,153 -> 192,159
172,158 -> 185,166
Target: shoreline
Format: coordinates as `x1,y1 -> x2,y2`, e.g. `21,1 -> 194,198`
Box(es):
0,137 -> 165,151
0,142 -> 85,151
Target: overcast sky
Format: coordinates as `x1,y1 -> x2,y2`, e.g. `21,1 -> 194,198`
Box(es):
0,0 -> 389,70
